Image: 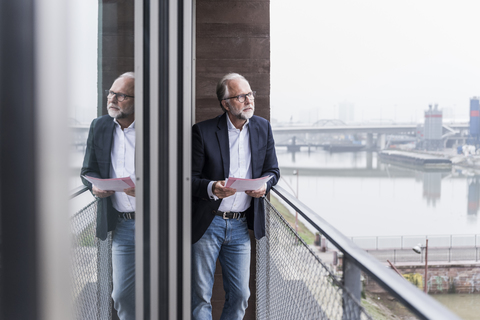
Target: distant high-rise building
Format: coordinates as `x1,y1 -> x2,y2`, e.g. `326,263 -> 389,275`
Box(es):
338,102 -> 354,123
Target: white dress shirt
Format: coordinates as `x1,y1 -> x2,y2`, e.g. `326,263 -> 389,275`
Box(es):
207,115 -> 252,212
110,119 -> 136,212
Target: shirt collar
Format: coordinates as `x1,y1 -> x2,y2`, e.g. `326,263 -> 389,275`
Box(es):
113,118 -> 136,129
226,114 -> 249,131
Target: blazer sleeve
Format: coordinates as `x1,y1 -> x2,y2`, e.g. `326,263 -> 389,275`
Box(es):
191,123 -> 212,199
80,118 -> 101,191
261,121 -> 280,194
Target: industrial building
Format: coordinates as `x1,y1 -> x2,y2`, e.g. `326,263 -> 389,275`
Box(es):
422,104 -> 443,151
468,97 -> 480,146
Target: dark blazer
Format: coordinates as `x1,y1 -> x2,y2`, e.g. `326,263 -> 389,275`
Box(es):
191,113 -> 280,244
81,114 -> 118,241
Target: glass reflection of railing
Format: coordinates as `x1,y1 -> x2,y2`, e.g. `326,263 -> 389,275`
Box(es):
71,186 -> 112,320
261,185 -> 461,320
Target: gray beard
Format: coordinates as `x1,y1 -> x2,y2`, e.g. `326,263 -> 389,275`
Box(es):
108,103 -> 134,119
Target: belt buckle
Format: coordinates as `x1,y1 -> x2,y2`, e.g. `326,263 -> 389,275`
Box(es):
233,212 -> 239,219
222,211 -> 228,219
124,212 -> 132,219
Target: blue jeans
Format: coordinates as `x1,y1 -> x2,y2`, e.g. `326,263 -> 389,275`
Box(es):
112,218 -> 135,320
192,215 -> 251,320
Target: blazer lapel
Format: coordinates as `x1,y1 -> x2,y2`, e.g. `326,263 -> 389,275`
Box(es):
215,113 -> 230,179
249,117 -> 260,178
102,119 -> 116,176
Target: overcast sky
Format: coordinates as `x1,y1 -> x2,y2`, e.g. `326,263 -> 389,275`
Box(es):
271,1 -> 480,124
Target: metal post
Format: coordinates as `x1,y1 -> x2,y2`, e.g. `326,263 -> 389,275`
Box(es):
343,256 -> 362,319
1,2 -> 38,319
294,170 -> 299,233
424,239 -> 428,294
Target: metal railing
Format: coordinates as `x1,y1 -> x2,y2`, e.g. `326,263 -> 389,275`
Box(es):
366,247 -> 480,264
351,234 -> 480,250
71,186 -> 113,320
260,185 -> 461,320
257,198 -> 372,320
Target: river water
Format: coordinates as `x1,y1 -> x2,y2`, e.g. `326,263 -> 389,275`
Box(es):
276,148 -> 479,319
433,294 -> 480,320
276,148 -> 479,238
70,144 -> 477,317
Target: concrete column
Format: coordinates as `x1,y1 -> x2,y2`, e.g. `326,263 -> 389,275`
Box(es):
378,134 -> 386,150
366,133 -> 373,150
366,152 -> 373,169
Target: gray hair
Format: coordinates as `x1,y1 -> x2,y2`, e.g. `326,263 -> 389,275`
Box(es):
216,73 -> 248,112
117,71 -> 135,81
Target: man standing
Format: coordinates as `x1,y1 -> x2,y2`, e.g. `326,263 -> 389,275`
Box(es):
191,73 -> 280,319
81,72 -> 136,320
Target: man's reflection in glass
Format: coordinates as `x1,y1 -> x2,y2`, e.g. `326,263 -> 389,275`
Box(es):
81,72 -> 136,319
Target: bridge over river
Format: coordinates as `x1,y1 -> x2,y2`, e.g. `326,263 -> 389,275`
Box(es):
273,122 -> 470,150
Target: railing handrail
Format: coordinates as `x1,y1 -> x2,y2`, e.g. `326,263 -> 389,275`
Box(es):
70,185 -> 89,199
271,185 -> 461,320
351,233 -> 480,250
352,233 -> 480,239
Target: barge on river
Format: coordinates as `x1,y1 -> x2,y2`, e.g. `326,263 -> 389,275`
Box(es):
379,150 -> 452,169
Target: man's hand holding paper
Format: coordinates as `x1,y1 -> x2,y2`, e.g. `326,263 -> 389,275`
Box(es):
212,180 -> 236,199
245,183 -> 266,198
92,185 -> 115,198
224,175 -> 273,193
83,175 -> 136,196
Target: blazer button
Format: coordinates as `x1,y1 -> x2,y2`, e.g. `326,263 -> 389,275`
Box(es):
212,210 -> 216,213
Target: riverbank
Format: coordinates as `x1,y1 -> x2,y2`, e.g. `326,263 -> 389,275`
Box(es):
269,195 -> 315,244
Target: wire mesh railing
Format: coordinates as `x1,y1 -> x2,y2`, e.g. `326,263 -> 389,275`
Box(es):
265,185 -> 462,320
257,198 -> 372,320
71,187 -> 112,320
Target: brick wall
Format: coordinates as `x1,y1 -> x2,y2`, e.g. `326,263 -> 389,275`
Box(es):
98,0 -> 135,116
195,0 -> 270,123
365,264 -> 480,294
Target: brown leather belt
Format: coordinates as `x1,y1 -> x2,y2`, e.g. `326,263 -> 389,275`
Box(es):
119,211 -> 135,220
215,210 -> 246,219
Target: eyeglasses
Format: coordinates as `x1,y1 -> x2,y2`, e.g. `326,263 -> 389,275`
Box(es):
223,91 -> 256,103
105,90 -> 134,102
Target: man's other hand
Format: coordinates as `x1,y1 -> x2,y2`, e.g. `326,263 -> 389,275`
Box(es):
213,181 -> 236,199
245,183 -> 266,198
92,185 -> 115,198
124,187 -> 136,197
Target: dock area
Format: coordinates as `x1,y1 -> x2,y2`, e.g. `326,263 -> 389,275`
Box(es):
379,150 -> 452,168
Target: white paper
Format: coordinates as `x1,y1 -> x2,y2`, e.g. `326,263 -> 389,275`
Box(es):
82,175 -> 135,192
224,176 -> 273,192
